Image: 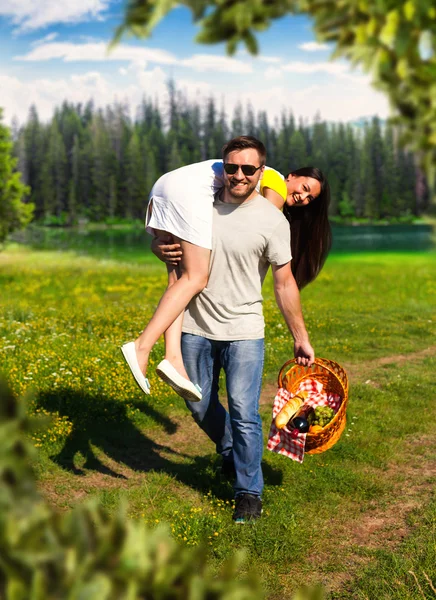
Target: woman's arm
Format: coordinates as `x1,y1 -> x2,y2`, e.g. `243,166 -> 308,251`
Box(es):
262,187 -> 285,209
260,168 -> 287,209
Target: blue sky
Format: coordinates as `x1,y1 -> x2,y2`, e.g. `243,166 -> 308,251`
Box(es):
0,0 -> 390,126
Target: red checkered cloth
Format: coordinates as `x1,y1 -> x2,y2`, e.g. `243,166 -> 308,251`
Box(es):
267,377 -> 342,463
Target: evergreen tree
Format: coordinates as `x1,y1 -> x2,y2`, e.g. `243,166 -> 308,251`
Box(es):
381,124 -> 399,218
177,102 -> 202,164
142,135 -> 158,197
90,113 -> 112,220
397,148 -> 416,216
137,97 -> 155,133
309,114 -> 329,174
0,109 -> 33,244
166,79 -> 180,133
231,103 -> 244,137
214,101 -> 229,158
47,120 -> 68,217
344,124 -> 359,217
244,103 -> 256,136
361,123 -> 378,219
108,174 -> 117,219
368,117 -> 384,217
203,97 -> 218,158
275,111 -> 295,175
257,111 -> 271,161
57,102 -> 84,184
288,130 -> 307,172
13,128 -> 27,191
68,134 -> 80,224
81,100 -> 95,128
147,112 -> 166,176
125,130 -> 146,218
23,106 -> 44,218
78,129 -> 93,219
415,167 -> 429,216
37,120 -> 67,219
328,123 -> 350,215
298,117 -> 311,162
167,136 -> 183,172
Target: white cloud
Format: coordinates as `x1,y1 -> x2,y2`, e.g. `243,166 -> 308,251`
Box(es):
31,32 -> 59,46
176,77 -> 214,98
258,56 -> 282,64
222,79 -> 390,124
282,61 -> 349,75
15,41 -> 177,65
0,67 -> 208,125
0,71 -> 115,124
15,41 -> 253,74
0,58 -> 390,129
263,60 -> 369,83
180,54 -> 252,74
0,0 -> 111,31
298,42 -> 329,52
264,67 -> 284,80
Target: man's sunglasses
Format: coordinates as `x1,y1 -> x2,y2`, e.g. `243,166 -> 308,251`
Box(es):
223,163 -> 263,176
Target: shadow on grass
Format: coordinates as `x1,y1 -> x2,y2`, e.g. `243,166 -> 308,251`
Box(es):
36,387 -> 282,497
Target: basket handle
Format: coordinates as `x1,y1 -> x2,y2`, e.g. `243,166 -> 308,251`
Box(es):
277,358 -> 348,397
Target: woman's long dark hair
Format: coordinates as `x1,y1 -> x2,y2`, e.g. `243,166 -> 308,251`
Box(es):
283,167 -> 332,289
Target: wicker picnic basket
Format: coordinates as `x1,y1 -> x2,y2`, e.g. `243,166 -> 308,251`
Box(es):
278,358 -> 349,454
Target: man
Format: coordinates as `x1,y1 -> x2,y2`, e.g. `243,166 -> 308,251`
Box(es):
172,135 -> 314,523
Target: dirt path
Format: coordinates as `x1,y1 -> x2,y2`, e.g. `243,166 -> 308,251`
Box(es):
260,344 -> 436,404
304,433 -> 436,594
342,344 -> 436,381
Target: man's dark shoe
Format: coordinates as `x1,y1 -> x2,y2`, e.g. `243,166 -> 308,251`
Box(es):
221,460 -> 236,481
232,494 -> 262,523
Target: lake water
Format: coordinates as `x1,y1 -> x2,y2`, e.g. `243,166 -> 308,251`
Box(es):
331,224 -> 434,252
11,223 -> 435,260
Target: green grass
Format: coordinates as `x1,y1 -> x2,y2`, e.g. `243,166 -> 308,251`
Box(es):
331,499 -> 436,599
0,245 -> 435,598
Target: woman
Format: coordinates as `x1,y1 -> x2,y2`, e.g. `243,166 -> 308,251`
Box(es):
121,136 -> 331,401
266,166 -> 332,290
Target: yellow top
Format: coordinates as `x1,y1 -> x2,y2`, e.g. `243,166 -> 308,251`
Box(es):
260,169 -> 287,201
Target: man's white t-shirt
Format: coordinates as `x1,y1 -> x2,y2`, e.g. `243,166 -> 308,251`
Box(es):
182,194 -> 292,341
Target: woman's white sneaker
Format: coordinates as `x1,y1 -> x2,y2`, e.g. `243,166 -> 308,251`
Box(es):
121,342 -> 150,395
156,359 -> 202,402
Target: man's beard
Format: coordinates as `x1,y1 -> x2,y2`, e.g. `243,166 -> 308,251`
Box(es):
226,178 -> 257,201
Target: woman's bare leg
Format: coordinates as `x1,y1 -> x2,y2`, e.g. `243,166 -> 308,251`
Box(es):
134,237 -> 210,377
163,265 -> 189,379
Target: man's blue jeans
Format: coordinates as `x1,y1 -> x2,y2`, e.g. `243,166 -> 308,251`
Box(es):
181,333 -> 265,497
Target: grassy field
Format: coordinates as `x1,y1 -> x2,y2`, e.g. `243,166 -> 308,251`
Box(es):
0,245 -> 435,599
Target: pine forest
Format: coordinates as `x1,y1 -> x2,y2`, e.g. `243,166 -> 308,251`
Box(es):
12,83 -> 430,225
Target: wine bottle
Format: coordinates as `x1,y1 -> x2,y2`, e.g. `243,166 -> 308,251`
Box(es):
291,416 -> 310,433
292,403 -> 315,423
289,402 -> 313,437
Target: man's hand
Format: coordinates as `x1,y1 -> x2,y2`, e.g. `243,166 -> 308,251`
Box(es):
294,339 -> 315,367
151,234 -> 182,266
